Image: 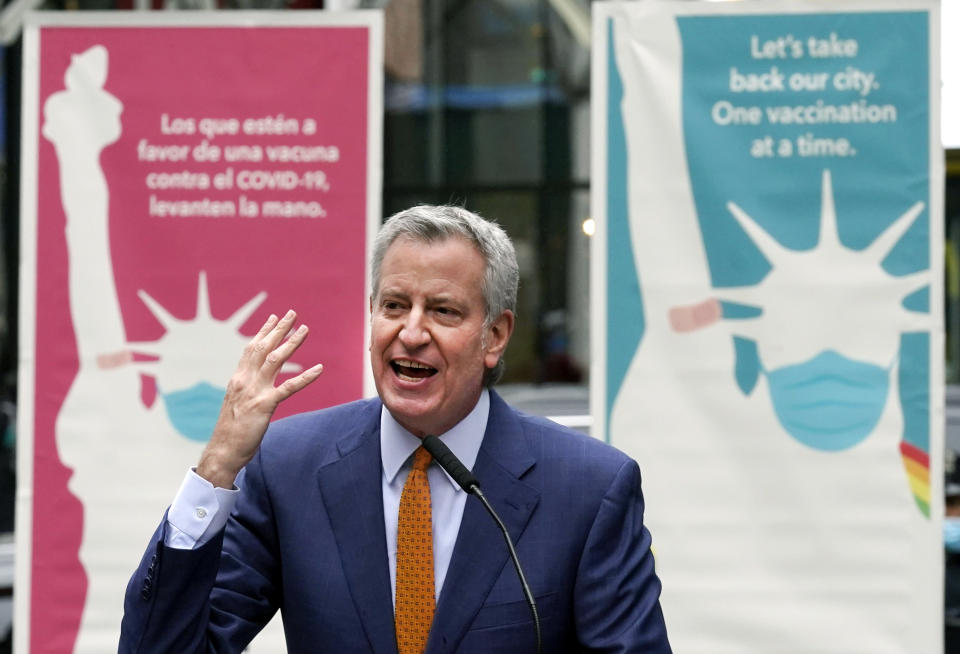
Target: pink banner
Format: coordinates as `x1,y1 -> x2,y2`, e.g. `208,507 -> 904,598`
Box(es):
22,15 -> 380,652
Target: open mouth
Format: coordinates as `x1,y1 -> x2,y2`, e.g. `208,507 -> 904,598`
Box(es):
391,359 -> 438,382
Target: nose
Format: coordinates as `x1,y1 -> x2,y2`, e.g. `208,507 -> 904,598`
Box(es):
399,309 -> 431,348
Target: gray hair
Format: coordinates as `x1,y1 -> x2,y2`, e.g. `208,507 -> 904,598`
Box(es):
371,205 -> 519,386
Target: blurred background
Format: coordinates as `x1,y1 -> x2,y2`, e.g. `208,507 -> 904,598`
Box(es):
0,0 -> 955,650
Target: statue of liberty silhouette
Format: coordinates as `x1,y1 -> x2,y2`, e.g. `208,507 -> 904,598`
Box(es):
42,45 -> 288,652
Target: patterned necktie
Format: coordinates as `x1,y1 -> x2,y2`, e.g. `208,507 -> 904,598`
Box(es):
395,446 -> 435,654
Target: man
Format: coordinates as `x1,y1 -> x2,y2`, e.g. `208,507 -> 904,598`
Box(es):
119,205 -> 671,653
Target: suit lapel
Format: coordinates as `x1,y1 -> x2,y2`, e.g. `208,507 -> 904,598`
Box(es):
316,404 -> 398,654
427,392 -> 540,653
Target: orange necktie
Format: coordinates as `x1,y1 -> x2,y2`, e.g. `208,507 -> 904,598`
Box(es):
395,446 -> 435,654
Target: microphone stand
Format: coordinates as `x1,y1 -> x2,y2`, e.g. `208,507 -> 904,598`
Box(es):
469,485 -> 541,654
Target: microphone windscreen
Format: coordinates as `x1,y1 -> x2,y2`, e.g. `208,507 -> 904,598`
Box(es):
421,435 -> 480,493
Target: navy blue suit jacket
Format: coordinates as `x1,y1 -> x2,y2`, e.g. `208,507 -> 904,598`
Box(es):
119,391 -> 671,653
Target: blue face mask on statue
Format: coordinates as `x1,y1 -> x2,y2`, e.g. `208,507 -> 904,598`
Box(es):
763,350 -> 889,452
944,517 -> 960,553
160,382 -> 226,442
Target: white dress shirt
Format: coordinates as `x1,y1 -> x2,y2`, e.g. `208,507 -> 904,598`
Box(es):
164,390 -> 489,606
380,390 -> 487,604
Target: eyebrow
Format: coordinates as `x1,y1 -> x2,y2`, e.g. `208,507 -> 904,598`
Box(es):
377,288 -> 466,308
426,294 -> 463,306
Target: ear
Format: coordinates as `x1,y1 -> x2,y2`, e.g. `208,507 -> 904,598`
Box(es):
368,295 -> 374,351
483,310 -> 515,369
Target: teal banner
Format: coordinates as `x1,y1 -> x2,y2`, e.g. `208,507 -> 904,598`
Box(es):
592,2 -> 942,652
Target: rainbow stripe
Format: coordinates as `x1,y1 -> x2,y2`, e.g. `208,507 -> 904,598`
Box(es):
900,441 -> 930,517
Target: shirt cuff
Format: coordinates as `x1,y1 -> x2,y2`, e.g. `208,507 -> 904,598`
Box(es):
165,467 -> 239,550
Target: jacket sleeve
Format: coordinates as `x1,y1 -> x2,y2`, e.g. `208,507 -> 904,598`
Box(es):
118,451 -> 281,654
573,459 -> 672,653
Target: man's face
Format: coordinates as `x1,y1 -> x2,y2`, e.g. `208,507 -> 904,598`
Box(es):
370,236 -> 513,437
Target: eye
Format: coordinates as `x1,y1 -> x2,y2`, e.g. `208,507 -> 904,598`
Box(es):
433,306 -> 462,322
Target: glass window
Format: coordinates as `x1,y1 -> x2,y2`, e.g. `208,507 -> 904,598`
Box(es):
383,0 -> 590,384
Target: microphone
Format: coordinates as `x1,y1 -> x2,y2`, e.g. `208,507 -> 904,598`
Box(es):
421,434 -> 479,492
421,435 -> 541,654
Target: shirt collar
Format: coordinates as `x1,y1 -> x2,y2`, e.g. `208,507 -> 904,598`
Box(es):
380,389 -> 490,492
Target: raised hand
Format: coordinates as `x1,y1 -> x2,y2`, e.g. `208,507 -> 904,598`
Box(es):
197,310 -> 324,488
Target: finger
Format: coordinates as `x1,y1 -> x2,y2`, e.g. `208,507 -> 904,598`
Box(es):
256,313 -> 280,338
240,313 -> 279,365
251,310 -> 297,367
275,363 -> 324,401
262,323 -> 310,378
